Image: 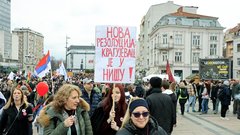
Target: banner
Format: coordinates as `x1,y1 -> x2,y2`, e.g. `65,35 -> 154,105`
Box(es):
166,60 -> 175,82
199,58 -> 230,80
94,26 -> 136,83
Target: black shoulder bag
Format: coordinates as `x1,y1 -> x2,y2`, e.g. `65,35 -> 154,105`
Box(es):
3,109 -> 21,135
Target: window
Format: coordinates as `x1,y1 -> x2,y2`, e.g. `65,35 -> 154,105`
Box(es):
237,44 -> 240,52
210,21 -> 216,27
175,34 -> 182,45
192,35 -> 200,47
193,20 -> 199,26
210,36 -> 217,41
176,18 -> 182,25
210,44 -> 217,55
162,51 -> 168,61
175,52 -> 182,62
192,53 -> 200,63
162,34 -> 168,44
237,58 -> 240,65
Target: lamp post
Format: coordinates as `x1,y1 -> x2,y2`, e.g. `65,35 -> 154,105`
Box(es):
66,36 -> 70,70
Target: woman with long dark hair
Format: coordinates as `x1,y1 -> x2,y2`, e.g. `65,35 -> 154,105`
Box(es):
91,84 -> 127,135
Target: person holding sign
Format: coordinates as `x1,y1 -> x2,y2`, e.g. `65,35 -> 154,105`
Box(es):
91,84 -> 127,135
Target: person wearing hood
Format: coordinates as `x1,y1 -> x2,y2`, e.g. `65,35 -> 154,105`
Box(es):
37,84 -> 93,135
116,97 -> 168,135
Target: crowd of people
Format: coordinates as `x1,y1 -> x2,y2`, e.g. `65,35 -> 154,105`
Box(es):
0,72 -> 240,135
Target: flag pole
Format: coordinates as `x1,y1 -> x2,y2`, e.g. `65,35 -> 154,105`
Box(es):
50,68 -> 54,95
111,83 -> 116,122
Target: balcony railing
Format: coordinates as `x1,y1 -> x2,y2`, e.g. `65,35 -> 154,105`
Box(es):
155,43 -> 174,50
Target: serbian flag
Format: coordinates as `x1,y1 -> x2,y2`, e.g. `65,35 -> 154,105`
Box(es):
166,60 -> 175,82
35,50 -> 51,78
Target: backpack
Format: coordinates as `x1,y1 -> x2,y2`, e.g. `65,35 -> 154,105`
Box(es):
180,88 -> 188,98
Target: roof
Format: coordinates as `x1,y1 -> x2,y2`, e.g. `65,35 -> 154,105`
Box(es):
229,23 -> 240,33
170,7 -> 218,19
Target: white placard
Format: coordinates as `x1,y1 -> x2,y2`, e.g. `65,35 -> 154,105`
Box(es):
94,25 -> 136,83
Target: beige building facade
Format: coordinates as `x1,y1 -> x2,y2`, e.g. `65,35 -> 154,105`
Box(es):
137,1 -> 224,79
12,28 -> 44,72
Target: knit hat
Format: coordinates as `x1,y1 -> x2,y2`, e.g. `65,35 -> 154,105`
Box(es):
129,99 -> 149,114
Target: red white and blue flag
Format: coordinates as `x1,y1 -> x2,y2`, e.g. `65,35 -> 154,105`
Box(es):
35,50 -> 51,78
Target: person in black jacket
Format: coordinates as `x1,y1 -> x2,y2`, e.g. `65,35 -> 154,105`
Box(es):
161,80 -> 177,133
0,87 -> 33,135
116,97 -> 168,135
146,77 -> 175,134
220,80 -> 231,120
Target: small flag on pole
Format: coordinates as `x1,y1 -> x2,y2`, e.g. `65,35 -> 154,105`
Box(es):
7,72 -> 16,80
57,61 -> 68,81
34,50 -> 51,78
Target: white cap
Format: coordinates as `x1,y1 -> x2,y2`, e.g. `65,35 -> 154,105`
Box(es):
223,80 -> 229,86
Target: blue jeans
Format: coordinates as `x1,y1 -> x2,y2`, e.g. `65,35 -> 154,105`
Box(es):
201,98 -> 209,113
187,96 -> 196,112
214,98 -> 220,113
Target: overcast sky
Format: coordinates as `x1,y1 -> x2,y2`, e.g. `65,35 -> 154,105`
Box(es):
11,0 -> 240,60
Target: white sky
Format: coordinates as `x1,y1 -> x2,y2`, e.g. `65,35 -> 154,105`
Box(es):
11,0 -> 240,59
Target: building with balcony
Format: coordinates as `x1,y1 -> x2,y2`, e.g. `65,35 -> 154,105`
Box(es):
66,45 -> 95,72
137,1 -> 224,79
12,28 -> 44,72
225,23 -> 240,78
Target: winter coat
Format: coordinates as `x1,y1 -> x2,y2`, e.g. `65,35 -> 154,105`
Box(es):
232,83 -> 240,101
38,98 -> 93,135
146,88 -> 175,134
221,85 -> 231,106
91,102 -> 127,135
116,116 -> 168,135
0,103 -> 33,135
162,89 -> 177,132
81,88 -> 102,117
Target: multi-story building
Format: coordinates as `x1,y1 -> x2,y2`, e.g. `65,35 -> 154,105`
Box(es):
67,45 -> 95,72
137,1 -> 224,79
12,28 -> 44,72
0,0 -> 11,62
225,23 -> 240,78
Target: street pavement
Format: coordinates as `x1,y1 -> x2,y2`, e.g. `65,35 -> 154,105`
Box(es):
172,101 -> 240,135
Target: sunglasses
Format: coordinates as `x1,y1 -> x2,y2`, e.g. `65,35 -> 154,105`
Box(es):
132,112 -> 149,118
